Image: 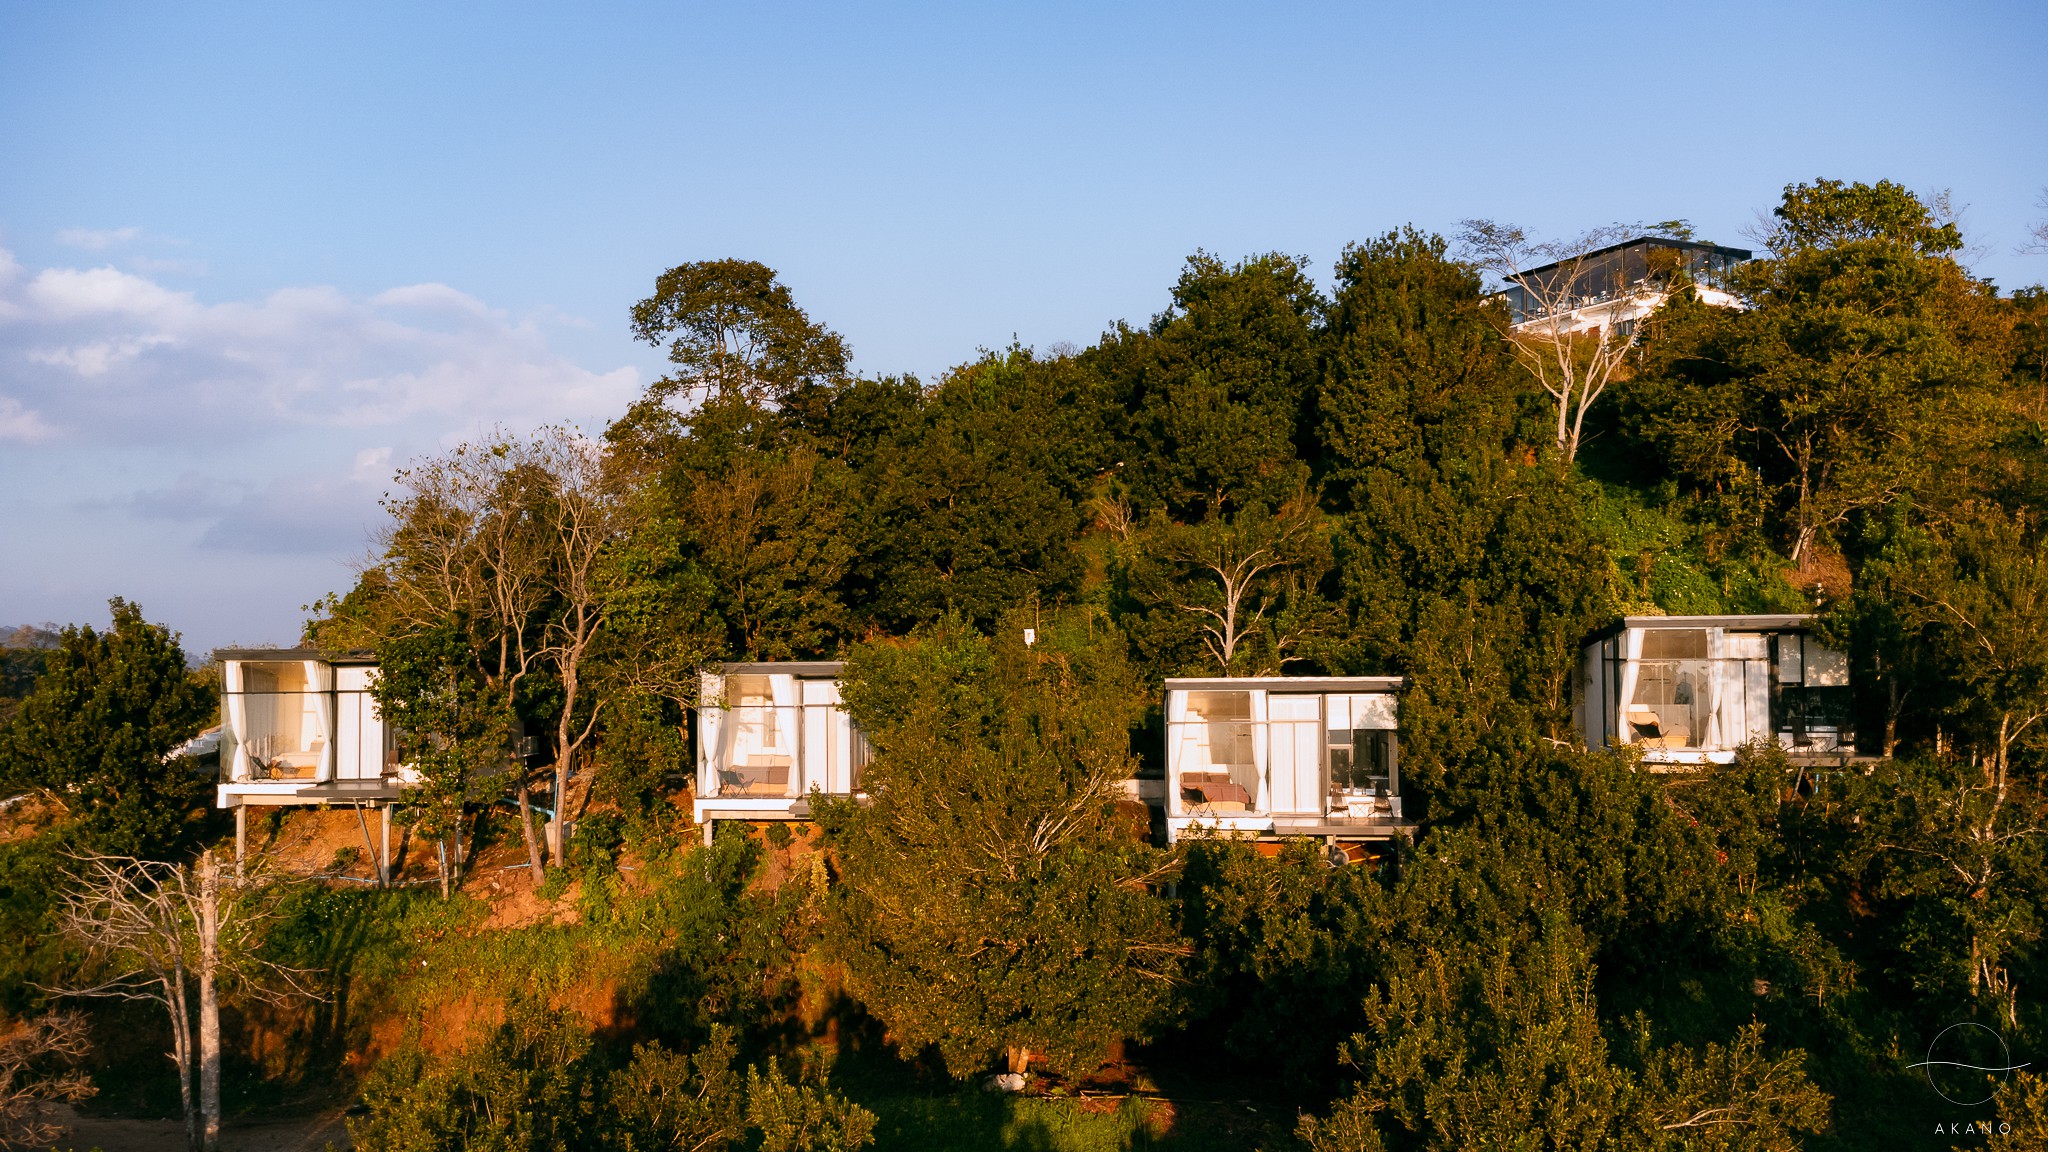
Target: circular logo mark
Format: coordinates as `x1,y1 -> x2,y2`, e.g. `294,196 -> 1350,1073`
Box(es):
1913,1023 -> 2024,1107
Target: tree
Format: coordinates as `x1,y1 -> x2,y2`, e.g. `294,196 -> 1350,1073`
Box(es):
849,350 -> 1104,633
0,600 -> 213,859
0,625 -> 59,728
325,426 -> 646,878
1847,502 -> 2048,788
0,1012 -> 93,1151
683,445 -> 855,658
1316,229 -> 1540,497
371,622 -> 514,897
814,616 -> 1184,1080
525,428 -> 643,864
627,258 -> 850,409
1458,220 -> 1648,463
350,1004 -> 874,1152
2025,187 -> 2048,256
1099,252 -> 1322,520
1625,179 -> 2007,568
1125,495 -> 1334,675
48,851 -> 312,1152
1296,919 -> 1829,1152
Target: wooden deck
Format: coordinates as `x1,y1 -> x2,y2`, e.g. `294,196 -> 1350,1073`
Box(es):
1269,816 -> 1413,841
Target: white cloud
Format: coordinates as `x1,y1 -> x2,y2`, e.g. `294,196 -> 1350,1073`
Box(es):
0,396 -> 55,442
0,247 -> 640,444
352,446 -> 394,480
56,226 -> 143,251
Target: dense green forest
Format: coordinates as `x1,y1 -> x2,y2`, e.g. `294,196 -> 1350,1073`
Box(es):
4,179 -> 2048,1151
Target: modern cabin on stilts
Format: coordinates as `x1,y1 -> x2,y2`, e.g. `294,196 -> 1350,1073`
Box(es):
213,649 -> 416,882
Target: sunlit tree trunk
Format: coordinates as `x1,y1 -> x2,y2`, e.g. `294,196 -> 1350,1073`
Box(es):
197,852 -> 221,1152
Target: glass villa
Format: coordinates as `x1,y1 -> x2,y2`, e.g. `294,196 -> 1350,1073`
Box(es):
1163,676 -> 1408,845
1576,615 -> 1856,765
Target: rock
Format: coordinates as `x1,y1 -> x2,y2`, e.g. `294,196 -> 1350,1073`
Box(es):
985,1072 -> 1027,1093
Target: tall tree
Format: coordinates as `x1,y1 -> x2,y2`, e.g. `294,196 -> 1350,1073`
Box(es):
321,427 -> 645,878
0,600 -> 212,859
814,616 -> 1183,1080
848,350 -> 1104,632
1100,252 -> 1322,520
50,851 -> 311,1152
1314,232 -> 1607,768
624,258 -> 850,414
1626,179 -> 2008,568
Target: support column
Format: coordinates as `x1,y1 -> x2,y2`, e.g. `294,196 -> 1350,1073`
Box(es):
703,819 -> 714,848
379,805 -> 392,887
234,805 -> 247,878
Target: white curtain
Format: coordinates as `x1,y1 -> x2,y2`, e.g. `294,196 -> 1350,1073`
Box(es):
1615,630 -> 1644,744
1165,691 -> 1189,796
224,662 -> 250,782
770,675 -> 800,789
1247,690 -> 1268,810
1708,629 -> 1740,746
305,661 -> 334,781
697,705 -> 724,798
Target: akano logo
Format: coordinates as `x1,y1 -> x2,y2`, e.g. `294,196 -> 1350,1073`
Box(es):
1908,1022 -> 2029,1107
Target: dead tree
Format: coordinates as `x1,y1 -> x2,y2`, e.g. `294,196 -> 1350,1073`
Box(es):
1154,499 -> 1327,675
47,852 -> 317,1152
2023,187 -> 2048,256
0,1012 -> 94,1150
1459,220 -> 1643,463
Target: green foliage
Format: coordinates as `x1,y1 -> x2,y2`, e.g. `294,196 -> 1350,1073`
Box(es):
627,258 -> 851,409
1299,919 -> 1828,1152
849,349 -> 1103,631
1835,501 -> 2048,773
0,624 -> 58,727
1116,496 -> 1337,677
351,999 -> 599,1152
586,691 -> 690,833
0,832 -> 70,1015
1622,179 -> 2009,567
1577,480 -> 1806,617
372,619 -> 514,848
1101,251 -> 1321,520
605,1031 -> 746,1150
349,1003 -> 874,1152
0,599 -> 213,858
816,616 -> 1182,1079
1177,838 -> 1390,1080
746,1058 -> 878,1152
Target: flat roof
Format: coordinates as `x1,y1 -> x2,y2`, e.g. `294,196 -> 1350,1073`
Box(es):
1512,236 -> 1753,284
213,647 -> 378,665
714,661 -> 846,677
1164,675 -> 1404,692
1584,614 -> 1815,644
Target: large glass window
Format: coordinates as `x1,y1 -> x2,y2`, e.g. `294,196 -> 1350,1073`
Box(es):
1326,694 -> 1396,812
1628,629 -> 1711,749
225,660 -> 333,782
1173,691 -> 1260,815
711,674 -> 798,798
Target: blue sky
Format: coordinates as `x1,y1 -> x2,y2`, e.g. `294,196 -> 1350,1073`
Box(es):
3,1 -> 2045,654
